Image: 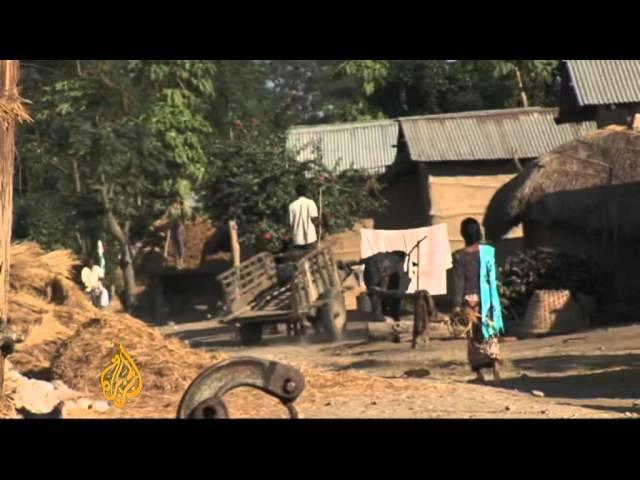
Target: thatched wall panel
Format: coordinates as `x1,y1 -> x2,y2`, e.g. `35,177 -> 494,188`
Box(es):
484,130 -> 640,242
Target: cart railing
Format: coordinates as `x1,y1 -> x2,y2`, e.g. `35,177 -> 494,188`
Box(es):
217,252 -> 277,314
292,248 -> 341,311
217,247 -> 341,321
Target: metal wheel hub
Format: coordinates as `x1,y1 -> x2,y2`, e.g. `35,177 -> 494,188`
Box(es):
177,357 -> 305,419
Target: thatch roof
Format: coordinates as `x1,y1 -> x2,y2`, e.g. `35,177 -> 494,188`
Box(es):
484,129 -> 640,241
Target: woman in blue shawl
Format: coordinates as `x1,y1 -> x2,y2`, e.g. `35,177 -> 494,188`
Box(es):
451,218 -> 505,383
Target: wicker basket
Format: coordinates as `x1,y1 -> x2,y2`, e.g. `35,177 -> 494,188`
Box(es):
514,290 -> 589,338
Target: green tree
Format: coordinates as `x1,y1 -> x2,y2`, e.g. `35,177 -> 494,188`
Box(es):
209,61 -> 274,138
335,60 -> 561,118
263,60 -> 387,125
17,60 -> 218,309
329,61 -> 390,121
490,60 -> 560,107
202,120 -> 385,252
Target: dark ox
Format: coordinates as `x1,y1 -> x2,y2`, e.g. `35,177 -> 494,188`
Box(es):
358,251 -> 413,322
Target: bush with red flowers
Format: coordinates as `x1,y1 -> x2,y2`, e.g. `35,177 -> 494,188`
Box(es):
202,122 -> 385,253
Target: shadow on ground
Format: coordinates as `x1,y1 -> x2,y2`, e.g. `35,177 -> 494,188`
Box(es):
498,354 -> 640,400
576,404 -> 640,415
170,324 -> 368,350
335,359 -> 394,371
513,353 -> 640,374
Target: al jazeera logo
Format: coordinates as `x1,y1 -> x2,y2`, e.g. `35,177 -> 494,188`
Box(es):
99,343 -> 143,408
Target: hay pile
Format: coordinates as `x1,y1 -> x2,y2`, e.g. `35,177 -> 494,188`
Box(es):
171,217 -> 216,269
1,240 -> 229,418
6,242 -> 95,373
140,216 -> 216,271
0,365 -> 18,419
51,313 -> 226,398
10,243 -> 77,294
8,242 -> 93,326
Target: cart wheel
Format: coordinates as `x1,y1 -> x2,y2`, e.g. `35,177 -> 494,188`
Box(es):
238,324 -> 263,346
317,288 -> 347,342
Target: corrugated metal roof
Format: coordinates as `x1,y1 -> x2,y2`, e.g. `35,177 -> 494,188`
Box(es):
566,60 -> 640,106
399,107 -> 596,162
287,120 -> 398,173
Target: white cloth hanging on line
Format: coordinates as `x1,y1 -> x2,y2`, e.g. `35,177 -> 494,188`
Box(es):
360,224 -> 452,295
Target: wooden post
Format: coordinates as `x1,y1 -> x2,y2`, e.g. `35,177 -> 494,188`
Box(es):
416,242 -> 420,291
513,151 -> 523,172
229,220 -> 240,267
163,229 -> 171,259
514,66 -> 529,108
0,60 -> 30,399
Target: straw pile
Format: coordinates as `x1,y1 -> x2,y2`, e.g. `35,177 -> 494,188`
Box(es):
10,242 -> 76,286
50,313 -> 226,397
6,242 -> 95,373
1,359 -> 18,418
0,399 -> 17,418
2,240 -> 229,418
0,92 -> 32,129
170,217 -> 216,269
141,216 -> 216,270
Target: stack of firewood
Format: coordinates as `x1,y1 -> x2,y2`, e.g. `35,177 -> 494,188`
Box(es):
498,249 -> 605,322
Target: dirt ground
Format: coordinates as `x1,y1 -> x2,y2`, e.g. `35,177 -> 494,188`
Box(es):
161,315 -> 640,419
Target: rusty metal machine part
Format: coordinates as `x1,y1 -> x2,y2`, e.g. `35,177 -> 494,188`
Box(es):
177,357 -> 305,419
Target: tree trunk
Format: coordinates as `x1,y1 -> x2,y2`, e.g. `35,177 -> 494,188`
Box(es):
514,66 -> 529,108
98,185 -> 137,311
71,159 -> 82,194
107,212 -> 137,311
71,158 -> 91,257
119,241 -> 137,312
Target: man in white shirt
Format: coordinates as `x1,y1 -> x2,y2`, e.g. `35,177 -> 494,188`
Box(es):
81,258 -> 108,308
288,184 -> 319,253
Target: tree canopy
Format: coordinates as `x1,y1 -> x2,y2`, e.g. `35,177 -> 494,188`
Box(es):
14,59 -> 562,304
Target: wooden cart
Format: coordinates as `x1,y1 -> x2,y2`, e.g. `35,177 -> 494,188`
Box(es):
217,247 -> 347,346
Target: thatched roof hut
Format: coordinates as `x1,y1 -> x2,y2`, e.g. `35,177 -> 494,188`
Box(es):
484,129 -> 640,242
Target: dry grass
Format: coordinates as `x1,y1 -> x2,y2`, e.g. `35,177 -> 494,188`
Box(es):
9,242 -> 91,344
0,360 -> 18,419
51,313 -> 226,397
1,242 -> 95,380
0,397 -> 17,419
10,242 -> 78,294
3,240 -> 228,419
138,216 -> 217,272
0,95 -> 32,129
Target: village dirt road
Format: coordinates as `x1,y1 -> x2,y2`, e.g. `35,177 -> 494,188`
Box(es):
169,318 -> 640,419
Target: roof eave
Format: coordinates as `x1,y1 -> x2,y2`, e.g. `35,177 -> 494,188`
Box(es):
565,60 -> 586,107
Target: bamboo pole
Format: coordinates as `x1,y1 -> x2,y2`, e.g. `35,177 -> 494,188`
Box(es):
0,60 -> 24,399
514,66 -> 529,108
229,220 -> 241,267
